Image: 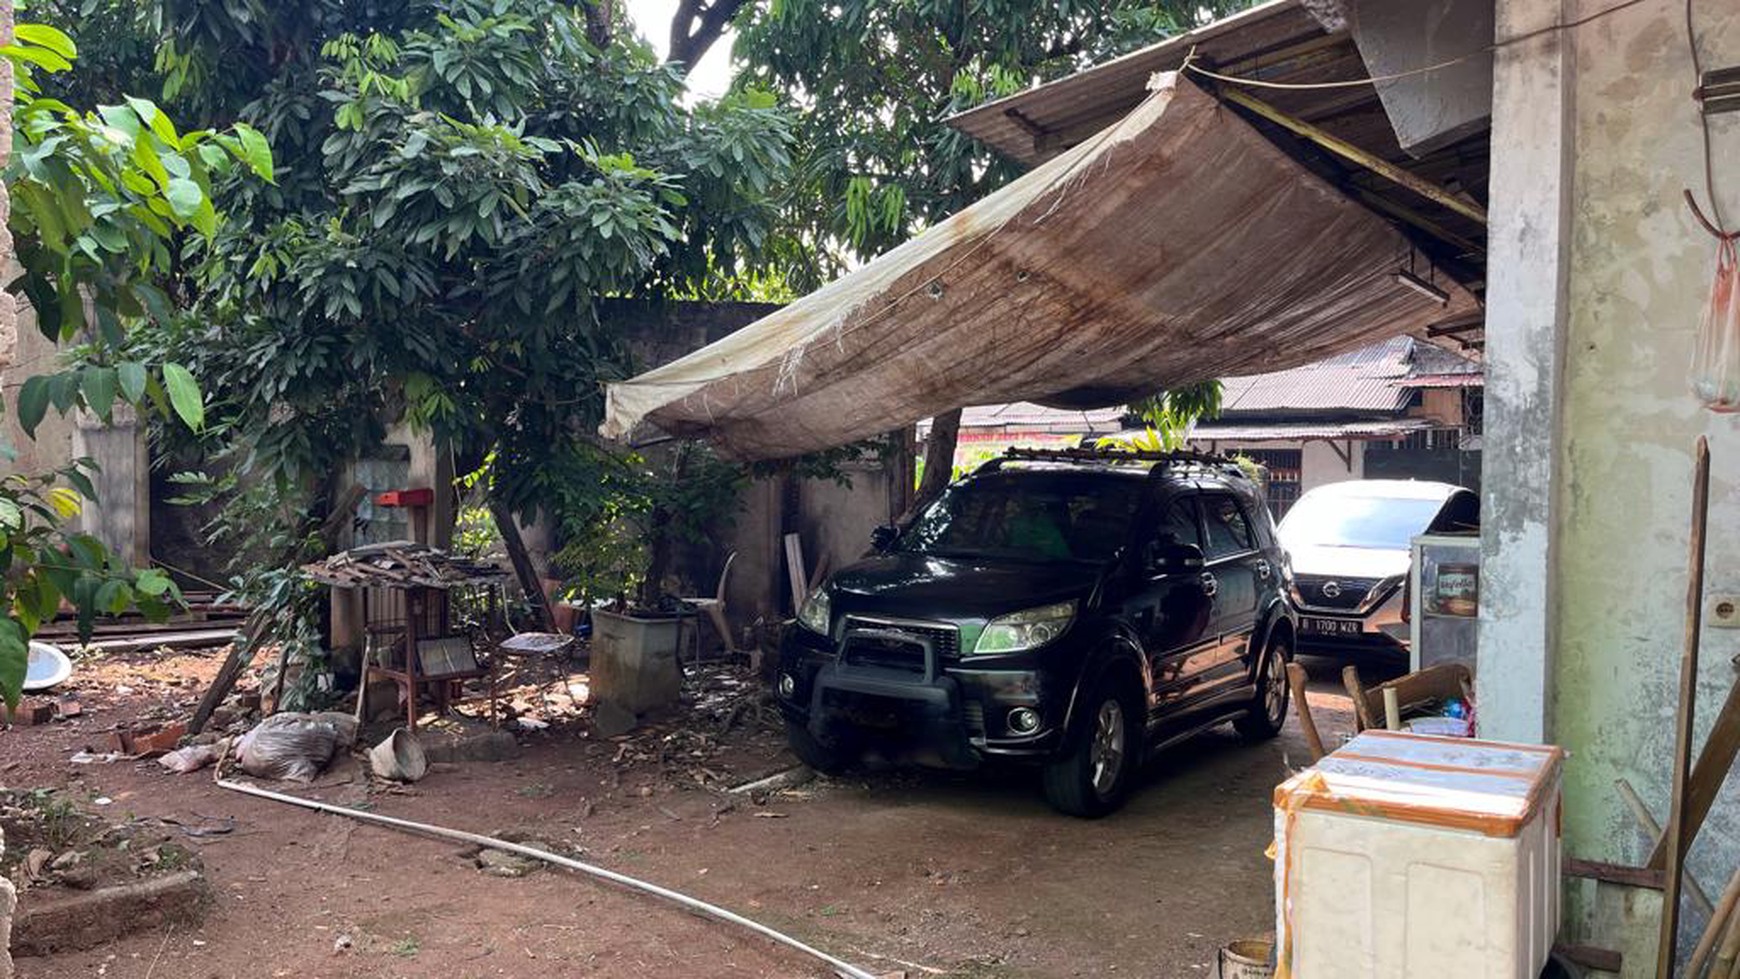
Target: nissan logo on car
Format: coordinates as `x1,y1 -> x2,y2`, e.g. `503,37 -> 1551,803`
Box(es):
1321,581 -> 1342,599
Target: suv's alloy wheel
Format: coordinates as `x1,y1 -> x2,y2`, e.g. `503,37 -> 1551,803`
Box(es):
1090,700 -> 1127,797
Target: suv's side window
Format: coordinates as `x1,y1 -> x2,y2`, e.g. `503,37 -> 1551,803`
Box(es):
1158,495 -> 1202,548
1201,494 -> 1254,559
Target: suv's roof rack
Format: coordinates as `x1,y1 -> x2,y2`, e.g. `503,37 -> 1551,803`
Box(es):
976,446 -> 1252,481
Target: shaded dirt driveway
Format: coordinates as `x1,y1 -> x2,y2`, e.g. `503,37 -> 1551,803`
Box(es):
5,651 -> 1362,978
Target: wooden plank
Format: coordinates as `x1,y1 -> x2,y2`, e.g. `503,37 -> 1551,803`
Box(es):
83,629 -> 240,653
1563,857 -> 1666,891
1659,436 -> 1711,978
1287,661 -> 1325,762
189,612 -> 268,735
783,533 -> 808,611
1647,674 -> 1740,869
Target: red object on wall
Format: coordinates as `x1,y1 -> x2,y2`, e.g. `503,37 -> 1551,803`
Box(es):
375,487 -> 435,508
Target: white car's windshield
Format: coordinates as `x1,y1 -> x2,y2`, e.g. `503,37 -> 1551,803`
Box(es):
1279,494 -> 1444,550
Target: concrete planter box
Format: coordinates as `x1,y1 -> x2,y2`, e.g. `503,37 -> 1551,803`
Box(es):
11,870 -> 210,957
589,609 -> 683,715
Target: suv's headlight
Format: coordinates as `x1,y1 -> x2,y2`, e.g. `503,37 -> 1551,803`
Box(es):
797,588 -> 831,635
972,600 -> 1075,655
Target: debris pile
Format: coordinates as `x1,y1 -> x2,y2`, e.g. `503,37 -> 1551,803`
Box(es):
302,541 -> 506,590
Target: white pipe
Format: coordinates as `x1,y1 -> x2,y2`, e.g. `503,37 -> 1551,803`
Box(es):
217,777 -> 876,979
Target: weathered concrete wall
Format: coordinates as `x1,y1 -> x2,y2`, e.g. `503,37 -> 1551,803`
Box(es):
1558,0 -> 1740,918
0,305 -> 77,479
1484,0 -> 1740,965
1300,439 -> 1364,493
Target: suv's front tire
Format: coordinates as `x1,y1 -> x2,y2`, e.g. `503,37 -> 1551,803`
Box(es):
1043,674 -> 1140,818
1234,627 -> 1292,741
785,719 -> 854,775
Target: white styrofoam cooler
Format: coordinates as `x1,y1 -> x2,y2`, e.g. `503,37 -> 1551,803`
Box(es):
1273,731 -> 1563,978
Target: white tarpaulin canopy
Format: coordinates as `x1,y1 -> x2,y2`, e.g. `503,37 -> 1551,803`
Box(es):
601,73 -> 1479,461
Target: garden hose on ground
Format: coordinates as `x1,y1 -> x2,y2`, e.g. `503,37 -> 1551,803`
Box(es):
215,777 -> 877,979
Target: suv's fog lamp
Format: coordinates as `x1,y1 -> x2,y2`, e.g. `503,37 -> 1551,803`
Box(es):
1008,707 -> 1041,734
778,673 -> 797,699
972,600 -> 1076,654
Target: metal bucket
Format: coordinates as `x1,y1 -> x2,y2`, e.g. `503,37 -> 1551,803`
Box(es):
1219,939 -> 1275,979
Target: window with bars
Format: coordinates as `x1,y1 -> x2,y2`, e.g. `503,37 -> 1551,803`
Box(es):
1235,448 -> 1302,519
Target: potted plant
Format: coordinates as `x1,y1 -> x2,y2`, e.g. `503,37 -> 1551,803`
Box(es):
552,442 -> 743,715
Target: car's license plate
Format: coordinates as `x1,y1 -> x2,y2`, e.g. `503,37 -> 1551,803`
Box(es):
1302,617 -> 1362,637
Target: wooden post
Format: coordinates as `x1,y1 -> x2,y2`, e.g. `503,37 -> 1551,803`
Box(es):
1658,436 -> 1711,978
1286,662 -> 1325,762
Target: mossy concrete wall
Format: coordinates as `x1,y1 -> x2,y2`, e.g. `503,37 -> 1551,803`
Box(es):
1483,0 -> 1740,968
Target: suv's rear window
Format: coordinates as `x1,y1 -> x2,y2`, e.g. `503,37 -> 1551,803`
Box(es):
899,471 -> 1143,563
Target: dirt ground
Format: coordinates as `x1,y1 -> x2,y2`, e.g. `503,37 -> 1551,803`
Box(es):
2,646 -> 1371,978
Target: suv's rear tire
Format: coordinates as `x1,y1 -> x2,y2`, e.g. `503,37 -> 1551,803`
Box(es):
1235,627 -> 1291,742
785,719 -> 854,775
1043,675 -> 1140,818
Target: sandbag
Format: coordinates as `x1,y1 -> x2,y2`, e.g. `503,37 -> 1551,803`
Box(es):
235,713 -> 345,782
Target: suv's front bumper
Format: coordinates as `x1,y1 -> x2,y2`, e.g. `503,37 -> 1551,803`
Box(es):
775,625 -> 1065,768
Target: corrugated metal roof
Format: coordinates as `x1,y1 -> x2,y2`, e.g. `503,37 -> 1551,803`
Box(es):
1188,418 -> 1435,442
947,1 -> 1323,166
944,0 -> 1490,347
1217,337 -> 1479,417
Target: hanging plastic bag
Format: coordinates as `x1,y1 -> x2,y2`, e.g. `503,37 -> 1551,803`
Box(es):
1691,238 -> 1740,411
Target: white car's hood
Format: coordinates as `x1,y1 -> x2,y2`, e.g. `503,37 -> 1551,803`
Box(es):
1284,543 -> 1410,580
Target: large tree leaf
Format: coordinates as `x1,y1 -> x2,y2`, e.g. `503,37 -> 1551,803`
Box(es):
161,363 -> 204,431
0,617 -> 27,710
15,375 -> 52,436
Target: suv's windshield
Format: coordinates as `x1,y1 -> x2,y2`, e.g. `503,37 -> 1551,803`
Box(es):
898,471 -> 1143,563
1279,493 -> 1444,550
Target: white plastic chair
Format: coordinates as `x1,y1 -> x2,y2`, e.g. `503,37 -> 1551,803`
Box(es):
678,552 -> 737,658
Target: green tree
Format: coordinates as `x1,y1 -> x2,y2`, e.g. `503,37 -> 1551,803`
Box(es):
734,0 -> 1258,284
730,0 -> 1254,491
1,20 -> 270,706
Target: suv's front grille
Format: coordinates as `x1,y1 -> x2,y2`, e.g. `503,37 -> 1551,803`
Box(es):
840,617 -> 960,673
1295,574 -> 1388,613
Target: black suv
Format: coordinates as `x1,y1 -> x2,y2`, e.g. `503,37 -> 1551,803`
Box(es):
774,448 -> 1296,817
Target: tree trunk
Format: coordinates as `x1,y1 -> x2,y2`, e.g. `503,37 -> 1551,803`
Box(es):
490,500 -> 555,632
913,408 -> 962,514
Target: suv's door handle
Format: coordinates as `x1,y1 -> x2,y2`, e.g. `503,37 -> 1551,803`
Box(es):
1200,572 -> 1218,597
1255,559 -> 1272,580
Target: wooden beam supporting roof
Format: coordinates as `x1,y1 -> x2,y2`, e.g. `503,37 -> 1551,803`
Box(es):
1217,86 -> 1489,225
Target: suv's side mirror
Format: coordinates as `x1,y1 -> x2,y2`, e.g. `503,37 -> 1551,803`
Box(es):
1145,541 -> 1205,575
870,524 -> 900,553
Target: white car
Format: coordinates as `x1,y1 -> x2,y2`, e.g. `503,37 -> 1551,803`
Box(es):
1276,480 -> 1478,659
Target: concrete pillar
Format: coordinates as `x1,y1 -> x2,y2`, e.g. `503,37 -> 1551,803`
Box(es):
1474,0 -> 1574,746
72,405 -> 150,566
